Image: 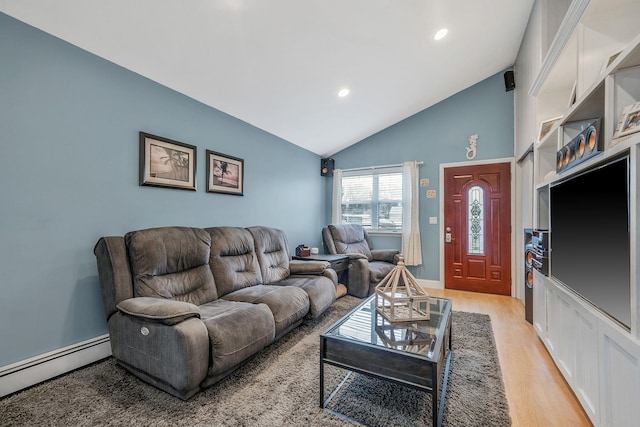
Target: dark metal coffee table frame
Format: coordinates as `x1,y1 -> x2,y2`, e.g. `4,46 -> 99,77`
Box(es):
320,296 -> 452,427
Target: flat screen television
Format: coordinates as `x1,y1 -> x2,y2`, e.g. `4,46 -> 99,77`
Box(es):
550,154 -> 630,329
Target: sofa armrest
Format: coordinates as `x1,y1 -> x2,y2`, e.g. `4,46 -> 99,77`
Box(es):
108,310 -> 209,399
321,267 -> 338,285
289,259 -> 330,275
371,249 -> 400,263
116,297 -> 200,326
347,257 -> 371,298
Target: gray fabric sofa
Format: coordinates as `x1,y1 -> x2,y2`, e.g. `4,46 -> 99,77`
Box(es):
322,224 -> 399,297
94,225 -> 337,400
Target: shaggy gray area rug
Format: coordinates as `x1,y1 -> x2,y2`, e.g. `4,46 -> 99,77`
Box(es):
1,296 -> 510,426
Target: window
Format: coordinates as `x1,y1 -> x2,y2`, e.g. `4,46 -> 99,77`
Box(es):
340,166 -> 403,232
467,185 -> 484,254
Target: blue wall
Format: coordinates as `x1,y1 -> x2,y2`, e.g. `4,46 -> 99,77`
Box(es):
327,70 -> 515,281
0,14 -> 328,367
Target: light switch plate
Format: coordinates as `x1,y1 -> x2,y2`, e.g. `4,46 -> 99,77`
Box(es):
429,216 -> 438,224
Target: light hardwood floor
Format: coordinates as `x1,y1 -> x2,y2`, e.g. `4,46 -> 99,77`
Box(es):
425,288 -> 593,427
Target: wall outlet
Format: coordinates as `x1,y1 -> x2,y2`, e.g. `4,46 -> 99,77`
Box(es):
420,178 -> 430,187
426,190 -> 436,199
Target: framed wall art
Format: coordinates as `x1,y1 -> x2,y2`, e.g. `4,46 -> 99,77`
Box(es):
567,81 -> 577,107
600,50 -> 622,76
616,102 -> 640,138
537,116 -> 562,142
139,132 -> 197,191
206,150 -> 244,196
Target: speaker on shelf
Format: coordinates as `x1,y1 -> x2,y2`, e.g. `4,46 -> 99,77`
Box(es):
525,247 -> 534,286
524,229 -> 534,284
556,138 -> 576,172
556,118 -> 602,173
504,70 -> 515,92
524,228 -> 534,324
321,158 -> 334,177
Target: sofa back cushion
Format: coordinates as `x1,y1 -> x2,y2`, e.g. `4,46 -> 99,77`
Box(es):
328,224 -> 373,261
125,227 -> 218,305
247,226 -> 290,284
206,227 -> 263,297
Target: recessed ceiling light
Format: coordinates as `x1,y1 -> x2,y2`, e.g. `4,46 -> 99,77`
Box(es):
434,28 -> 448,40
338,88 -> 350,97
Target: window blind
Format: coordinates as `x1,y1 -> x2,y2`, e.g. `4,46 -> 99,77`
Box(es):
340,166 -> 403,231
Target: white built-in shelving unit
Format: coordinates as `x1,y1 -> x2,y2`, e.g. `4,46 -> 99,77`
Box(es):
530,1 -> 640,426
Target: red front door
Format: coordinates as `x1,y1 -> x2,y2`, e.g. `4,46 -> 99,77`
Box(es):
443,162 -> 511,295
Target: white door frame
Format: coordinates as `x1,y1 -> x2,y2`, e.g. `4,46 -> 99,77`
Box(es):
438,157 -> 516,296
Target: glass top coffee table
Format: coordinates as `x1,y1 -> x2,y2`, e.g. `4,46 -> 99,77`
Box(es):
320,295 -> 452,426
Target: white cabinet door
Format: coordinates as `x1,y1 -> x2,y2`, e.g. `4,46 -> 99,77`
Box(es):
599,320 -> 640,427
532,271 -> 547,338
573,303 -> 599,423
547,285 -> 575,381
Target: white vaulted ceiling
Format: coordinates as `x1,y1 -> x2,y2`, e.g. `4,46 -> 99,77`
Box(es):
0,0 -> 534,157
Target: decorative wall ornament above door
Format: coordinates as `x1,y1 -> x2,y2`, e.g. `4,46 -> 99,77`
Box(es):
465,134 -> 478,160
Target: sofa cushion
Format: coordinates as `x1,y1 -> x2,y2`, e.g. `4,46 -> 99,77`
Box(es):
198,300 -> 275,378
206,227 -> 263,298
222,285 -> 309,339
369,260 -> 395,284
274,276 -> 336,319
328,224 -> 373,261
126,227 -> 218,306
247,226 -> 291,284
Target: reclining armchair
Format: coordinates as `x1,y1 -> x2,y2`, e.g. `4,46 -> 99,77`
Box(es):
322,224 -> 400,297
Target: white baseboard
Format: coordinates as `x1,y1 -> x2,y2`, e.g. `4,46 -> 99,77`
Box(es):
418,279 -> 443,290
0,334 -> 111,398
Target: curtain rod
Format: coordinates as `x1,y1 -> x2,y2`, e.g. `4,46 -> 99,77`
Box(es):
341,161 -> 423,172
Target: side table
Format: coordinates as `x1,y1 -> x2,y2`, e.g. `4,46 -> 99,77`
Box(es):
293,254 -> 349,294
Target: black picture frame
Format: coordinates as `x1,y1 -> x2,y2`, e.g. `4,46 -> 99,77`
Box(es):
139,132 -> 197,191
206,150 -> 244,196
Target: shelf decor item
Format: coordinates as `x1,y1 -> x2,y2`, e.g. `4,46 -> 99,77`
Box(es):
206,150 -> 244,195
615,102 -> 640,139
139,132 -> 197,191
374,255 -> 430,322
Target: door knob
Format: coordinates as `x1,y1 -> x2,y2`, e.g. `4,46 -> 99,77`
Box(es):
445,227 -> 454,243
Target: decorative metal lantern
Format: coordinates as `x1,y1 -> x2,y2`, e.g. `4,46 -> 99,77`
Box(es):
375,255 -> 430,322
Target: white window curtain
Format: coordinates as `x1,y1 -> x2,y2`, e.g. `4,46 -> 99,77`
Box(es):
401,161 -> 422,266
331,169 -> 343,224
